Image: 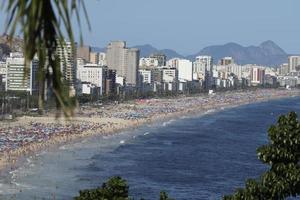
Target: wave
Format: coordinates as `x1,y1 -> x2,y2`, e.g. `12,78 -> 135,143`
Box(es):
162,119 -> 176,127
204,109 -> 216,114
11,181 -> 35,190
143,132 -> 150,136
120,140 -> 125,144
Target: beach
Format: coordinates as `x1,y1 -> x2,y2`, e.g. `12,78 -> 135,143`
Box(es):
0,88 -> 300,174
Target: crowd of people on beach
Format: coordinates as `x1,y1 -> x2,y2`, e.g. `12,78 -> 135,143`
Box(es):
0,122 -> 109,153
0,89 -> 299,164
80,89 -> 297,121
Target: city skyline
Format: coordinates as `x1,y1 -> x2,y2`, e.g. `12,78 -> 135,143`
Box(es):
1,0 -> 300,55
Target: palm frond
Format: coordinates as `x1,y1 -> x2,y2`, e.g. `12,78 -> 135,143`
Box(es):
3,0 -> 90,117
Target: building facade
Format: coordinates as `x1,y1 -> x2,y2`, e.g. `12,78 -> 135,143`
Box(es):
77,45 -> 91,62
90,52 -> 99,64
288,56 -> 300,72
77,64 -> 104,95
251,67 -> 265,85
6,53 -> 38,94
106,41 -> 140,86
57,41 -> 77,96
177,59 -> 193,82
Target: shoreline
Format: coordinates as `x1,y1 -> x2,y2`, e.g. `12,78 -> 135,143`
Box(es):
0,88 -> 300,175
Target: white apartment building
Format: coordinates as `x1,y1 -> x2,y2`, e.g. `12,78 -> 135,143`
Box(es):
225,64 -> 242,79
162,68 -> 178,83
77,64 -> 104,95
288,56 -> 300,73
138,69 -> 152,84
162,67 -> 178,92
195,56 -> 213,72
6,53 -> 38,94
177,59 -> 193,82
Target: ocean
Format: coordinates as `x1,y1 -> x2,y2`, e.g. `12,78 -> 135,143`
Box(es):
1,97 -> 300,200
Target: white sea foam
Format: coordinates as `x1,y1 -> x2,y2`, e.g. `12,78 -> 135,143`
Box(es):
120,140 -> 125,144
59,145 -> 67,150
162,119 -> 176,127
11,181 -> 35,190
143,132 -> 150,136
205,109 -> 216,114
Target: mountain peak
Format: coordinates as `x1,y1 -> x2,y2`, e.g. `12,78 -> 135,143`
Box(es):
259,40 -> 286,55
260,40 -> 277,47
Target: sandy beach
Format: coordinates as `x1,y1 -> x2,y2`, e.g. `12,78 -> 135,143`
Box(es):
0,88 -> 300,173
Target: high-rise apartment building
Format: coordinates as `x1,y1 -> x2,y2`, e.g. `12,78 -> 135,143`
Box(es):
251,67 -> 265,85
177,59 -> 193,82
195,56 -> 213,89
106,41 -> 140,85
90,52 -> 99,64
6,53 -> 38,94
56,41 -> 77,96
103,68 -> 116,95
279,63 -> 289,75
126,48 -> 139,86
77,45 -> 91,62
195,56 -> 213,72
288,56 -> 300,72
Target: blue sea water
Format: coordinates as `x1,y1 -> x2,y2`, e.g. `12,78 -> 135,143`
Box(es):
1,97 -> 300,200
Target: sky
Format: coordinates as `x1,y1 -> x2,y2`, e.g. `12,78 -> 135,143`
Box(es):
1,0 -> 300,55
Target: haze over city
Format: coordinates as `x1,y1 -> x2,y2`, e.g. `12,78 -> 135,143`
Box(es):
1,0 -> 300,54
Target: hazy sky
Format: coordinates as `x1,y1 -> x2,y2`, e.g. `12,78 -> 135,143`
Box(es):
1,0 -> 300,55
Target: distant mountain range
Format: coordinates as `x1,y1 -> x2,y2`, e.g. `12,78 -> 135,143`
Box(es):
92,40 -> 289,66
0,36 -> 289,66
186,40 -> 288,66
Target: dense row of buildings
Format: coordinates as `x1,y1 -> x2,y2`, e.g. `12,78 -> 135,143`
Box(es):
0,40 -> 299,100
